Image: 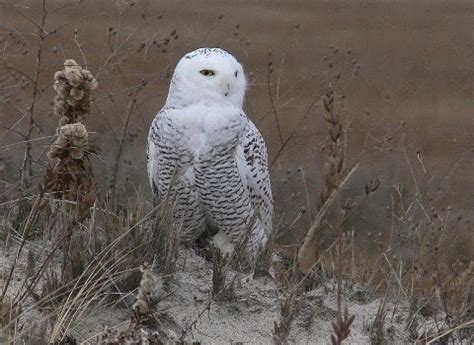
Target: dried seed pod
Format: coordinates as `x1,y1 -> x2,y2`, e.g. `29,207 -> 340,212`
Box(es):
52,59 -> 98,125
48,123 -> 88,160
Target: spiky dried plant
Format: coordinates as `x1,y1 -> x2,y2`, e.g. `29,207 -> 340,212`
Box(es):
273,289 -> 301,345
319,83 -> 344,207
295,80 -> 359,344
329,224 -> 356,345
330,304 -> 355,345
298,82 -> 357,273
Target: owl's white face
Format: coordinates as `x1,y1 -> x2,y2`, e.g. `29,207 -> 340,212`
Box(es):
166,48 -> 246,108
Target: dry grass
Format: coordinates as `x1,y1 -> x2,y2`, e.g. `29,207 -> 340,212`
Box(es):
273,288 -> 302,345
0,0 -> 473,343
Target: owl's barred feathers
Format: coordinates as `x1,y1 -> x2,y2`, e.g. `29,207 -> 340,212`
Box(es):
147,48 -> 273,263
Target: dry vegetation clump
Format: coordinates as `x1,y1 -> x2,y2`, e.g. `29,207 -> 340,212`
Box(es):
149,200 -> 180,289
273,289 -> 302,345
365,298 -> 388,344
1,56 -> 100,343
51,59 -> 98,126
97,263 -> 174,344
0,56 -> 173,343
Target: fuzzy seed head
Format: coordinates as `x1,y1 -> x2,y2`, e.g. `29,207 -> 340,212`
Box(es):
53,59 -> 98,123
132,264 -> 161,315
48,123 -> 88,160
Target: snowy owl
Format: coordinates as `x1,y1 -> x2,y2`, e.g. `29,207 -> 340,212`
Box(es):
147,47 -> 273,264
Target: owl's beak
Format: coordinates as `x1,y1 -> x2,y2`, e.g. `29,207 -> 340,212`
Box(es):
224,83 -> 230,97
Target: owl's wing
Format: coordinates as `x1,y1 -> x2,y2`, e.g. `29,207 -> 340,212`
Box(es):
147,109 -> 179,201
236,118 -> 273,234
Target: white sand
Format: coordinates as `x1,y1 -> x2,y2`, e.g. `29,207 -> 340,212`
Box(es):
1,244 -> 456,344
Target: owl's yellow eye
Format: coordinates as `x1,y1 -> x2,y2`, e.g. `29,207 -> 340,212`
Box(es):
200,69 -> 215,77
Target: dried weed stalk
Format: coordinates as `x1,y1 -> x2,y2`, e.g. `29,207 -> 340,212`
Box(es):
46,59 -> 97,201
212,247 -> 227,298
44,59 -> 98,283
1,59 -> 100,343
368,299 -> 388,344
330,304 -> 355,345
272,251 -> 307,345
319,84 -> 344,207
298,83 -> 351,273
330,228 -> 355,344
299,80 -> 365,343
273,289 -> 302,345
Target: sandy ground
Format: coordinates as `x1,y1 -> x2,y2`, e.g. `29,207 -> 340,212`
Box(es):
1,241 -> 433,344
74,251 -> 397,344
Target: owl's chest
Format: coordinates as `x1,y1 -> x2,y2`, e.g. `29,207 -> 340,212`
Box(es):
173,105 -> 246,157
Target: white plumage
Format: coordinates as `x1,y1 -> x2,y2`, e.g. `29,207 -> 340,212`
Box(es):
147,48 -> 273,263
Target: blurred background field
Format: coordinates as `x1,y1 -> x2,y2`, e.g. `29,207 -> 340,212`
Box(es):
1,0 -> 473,295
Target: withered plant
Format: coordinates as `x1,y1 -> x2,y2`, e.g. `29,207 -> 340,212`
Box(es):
295,54 -> 379,343
97,263 -> 170,344
273,289 -> 302,345
273,250 -> 306,345
212,247 -> 227,298
45,59 -> 98,281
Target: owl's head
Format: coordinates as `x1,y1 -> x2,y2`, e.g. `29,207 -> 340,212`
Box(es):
166,48 -> 246,108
